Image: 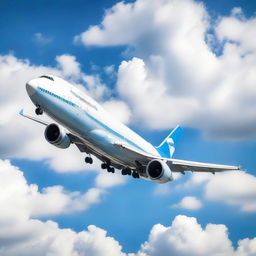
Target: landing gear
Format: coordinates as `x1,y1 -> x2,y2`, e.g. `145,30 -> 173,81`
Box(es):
35,105 -> 43,115
85,156 -> 93,164
132,171 -> 140,179
101,161 -> 115,173
121,168 -> 131,176
101,163 -> 108,169
107,167 -> 115,173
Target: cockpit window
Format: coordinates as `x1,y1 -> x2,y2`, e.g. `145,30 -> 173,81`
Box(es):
40,75 -> 54,81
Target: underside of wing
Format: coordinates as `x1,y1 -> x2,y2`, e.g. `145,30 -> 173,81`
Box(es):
168,158 -> 240,173
112,141 -> 240,173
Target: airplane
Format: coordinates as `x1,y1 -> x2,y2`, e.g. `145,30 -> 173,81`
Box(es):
21,74 -> 240,184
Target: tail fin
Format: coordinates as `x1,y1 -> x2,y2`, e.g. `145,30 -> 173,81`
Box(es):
155,125 -> 183,158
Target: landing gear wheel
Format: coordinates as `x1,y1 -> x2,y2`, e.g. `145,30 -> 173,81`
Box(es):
107,167 -> 115,173
85,156 -> 93,164
122,168 -> 131,176
101,163 -> 107,169
35,106 -> 43,115
132,171 -> 140,179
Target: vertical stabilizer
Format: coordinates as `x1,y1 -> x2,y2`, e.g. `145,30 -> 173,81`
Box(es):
155,125 -> 183,158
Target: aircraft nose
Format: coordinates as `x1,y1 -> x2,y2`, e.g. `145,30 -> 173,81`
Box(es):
26,79 -> 37,96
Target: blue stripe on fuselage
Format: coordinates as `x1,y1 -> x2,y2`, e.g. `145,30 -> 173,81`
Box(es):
38,87 -> 146,153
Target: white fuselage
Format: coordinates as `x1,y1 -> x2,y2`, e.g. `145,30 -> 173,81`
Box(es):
26,75 -> 160,168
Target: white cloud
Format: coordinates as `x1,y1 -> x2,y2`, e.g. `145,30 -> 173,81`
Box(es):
45,148 -> 103,173
216,10 -> 256,53
56,54 -> 81,77
95,171 -> 127,188
81,73 -> 109,100
175,171 -> 256,213
75,0 -> 256,139
0,159 -> 104,218
34,32 -> 53,45
117,57 -> 200,128
153,173 -> 181,195
153,183 -> 172,196
102,100 -> 131,124
73,1 -> 145,46
1,159 -> 256,256
172,196 -> 202,210
176,172 -> 212,190
73,225 -> 126,256
205,171 -> 256,212
136,215 -> 255,256
235,238 -> 256,256
104,65 -> 115,75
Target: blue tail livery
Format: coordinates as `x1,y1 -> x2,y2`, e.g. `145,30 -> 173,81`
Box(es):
155,125 -> 183,158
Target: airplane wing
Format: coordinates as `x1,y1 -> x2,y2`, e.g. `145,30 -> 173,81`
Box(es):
19,109 -> 49,126
113,141 -> 240,173
19,109 -> 110,161
167,158 -> 240,173
20,109 -> 86,150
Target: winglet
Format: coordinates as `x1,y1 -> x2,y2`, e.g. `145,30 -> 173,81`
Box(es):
19,109 -> 49,126
19,109 -> 24,116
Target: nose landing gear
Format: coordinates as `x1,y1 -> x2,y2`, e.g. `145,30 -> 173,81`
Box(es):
35,105 -> 43,115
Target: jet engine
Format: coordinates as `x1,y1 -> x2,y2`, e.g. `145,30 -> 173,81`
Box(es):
146,159 -> 174,184
44,123 -> 71,149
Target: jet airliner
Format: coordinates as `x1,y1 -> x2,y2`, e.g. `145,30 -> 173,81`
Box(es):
21,75 -> 240,183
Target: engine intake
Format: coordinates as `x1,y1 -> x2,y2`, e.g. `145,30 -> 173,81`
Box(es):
146,159 -> 173,184
44,123 -> 71,149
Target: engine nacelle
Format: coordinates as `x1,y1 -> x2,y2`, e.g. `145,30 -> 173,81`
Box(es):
44,123 -> 71,149
146,159 -> 174,184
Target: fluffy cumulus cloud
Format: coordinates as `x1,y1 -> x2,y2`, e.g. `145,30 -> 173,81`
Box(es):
0,159 -> 105,218
172,196 -> 202,210
0,53 -> 128,173
136,215 -> 256,256
95,171 -> 127,188
102,100 -> 131,124
56,54 -> 81,77
205,171 -> 256,212
1,159 -> 256,256
177,171 -> 256,213
76,0 -> 256,139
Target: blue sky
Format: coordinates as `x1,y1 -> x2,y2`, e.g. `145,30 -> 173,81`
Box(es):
0,0 -> 256,255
